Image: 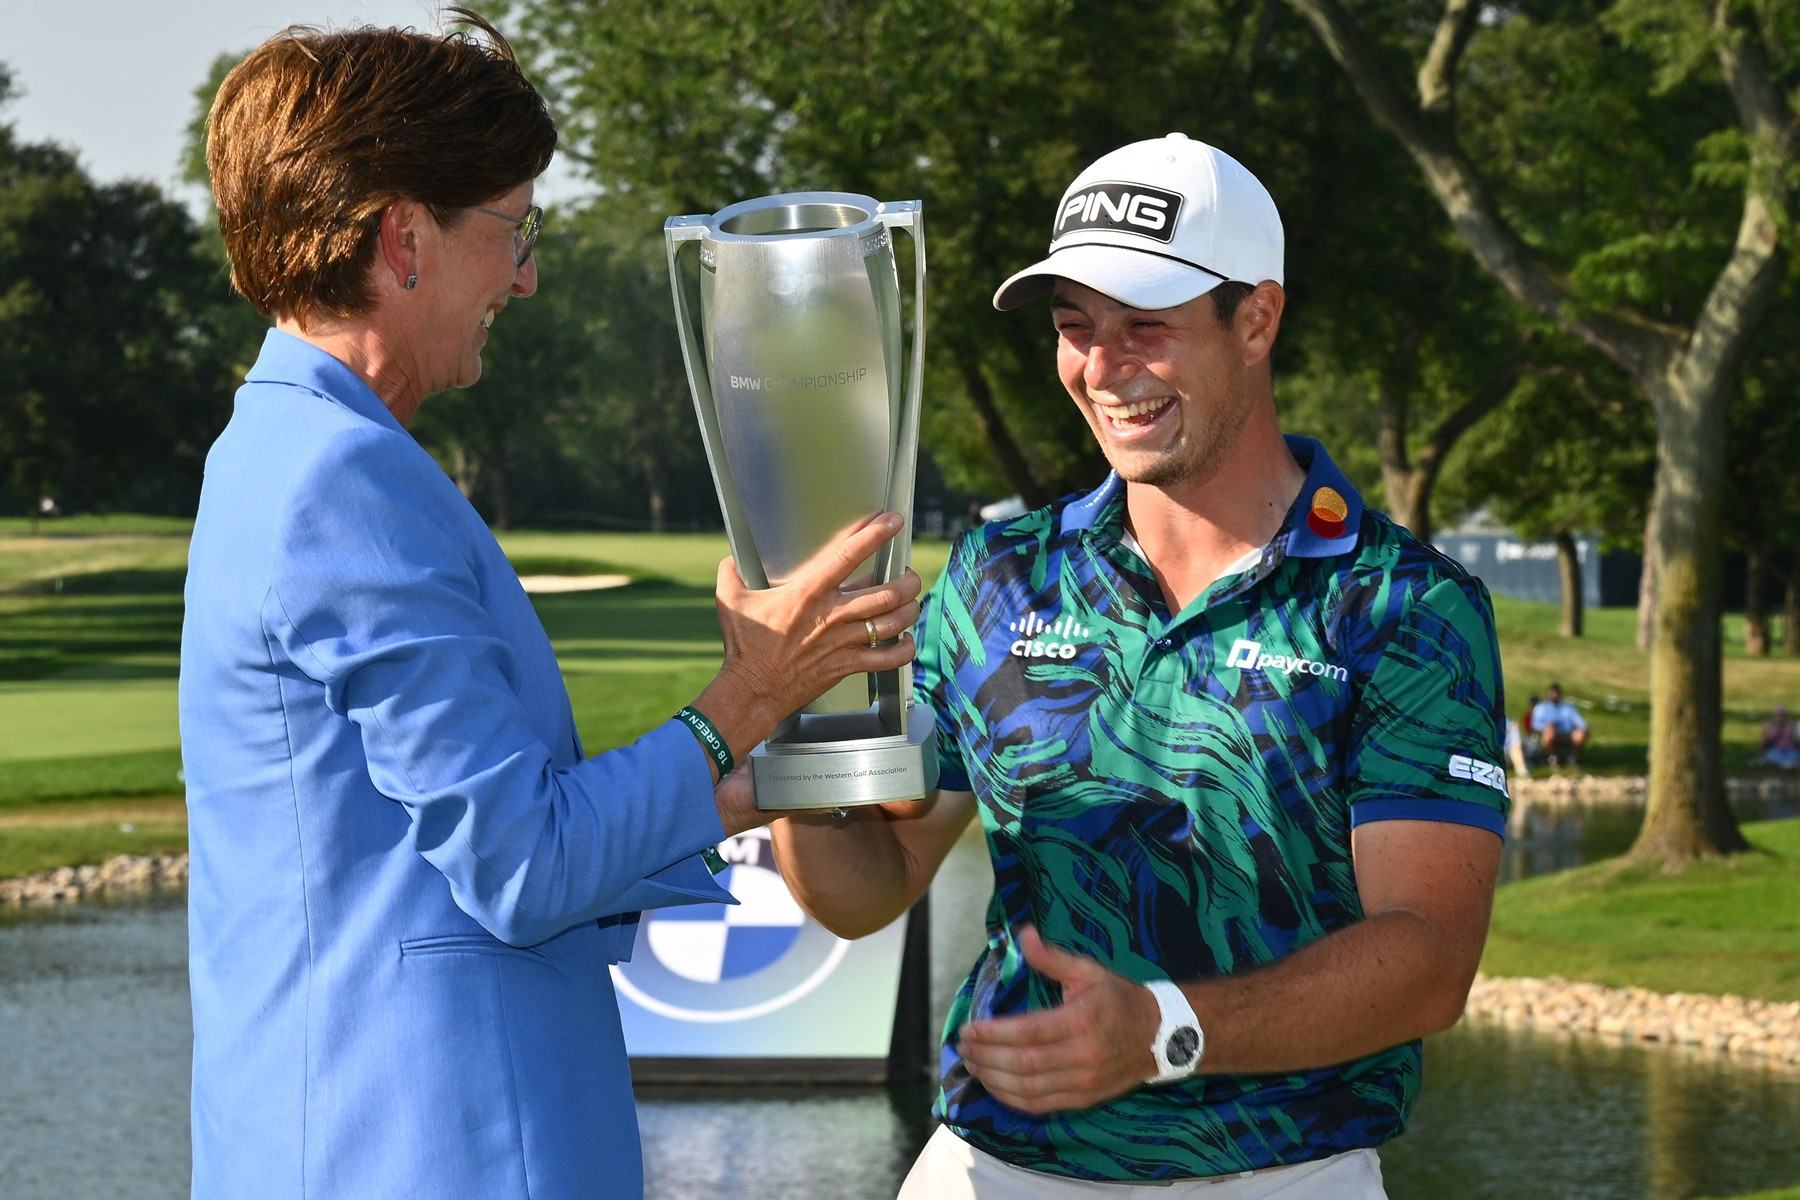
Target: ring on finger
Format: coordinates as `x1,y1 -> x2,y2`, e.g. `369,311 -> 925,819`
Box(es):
865,618 -> 880,648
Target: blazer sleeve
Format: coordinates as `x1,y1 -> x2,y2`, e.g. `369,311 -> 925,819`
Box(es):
262,426 -> 730,947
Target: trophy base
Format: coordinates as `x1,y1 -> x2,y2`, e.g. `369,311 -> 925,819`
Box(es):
750,716 -> 939,811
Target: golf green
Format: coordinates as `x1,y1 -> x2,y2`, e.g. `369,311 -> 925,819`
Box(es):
0,679 -> 179,761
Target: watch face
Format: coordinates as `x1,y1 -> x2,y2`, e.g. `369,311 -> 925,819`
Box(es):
1166,1026 -> 1200,1067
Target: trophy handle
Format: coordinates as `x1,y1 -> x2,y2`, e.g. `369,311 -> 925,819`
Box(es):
873,202 -> 927,736
873,201 -> 926,590
664,219 -> 769,589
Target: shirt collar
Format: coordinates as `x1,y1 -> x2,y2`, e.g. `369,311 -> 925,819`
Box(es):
1059,472 -> 1124,536
1279,434 -> 1363,558
1057,434 -> 1364,559
242,327 -> 405,433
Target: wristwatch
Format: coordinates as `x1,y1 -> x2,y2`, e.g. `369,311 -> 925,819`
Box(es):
1144,980 -> 1205,1085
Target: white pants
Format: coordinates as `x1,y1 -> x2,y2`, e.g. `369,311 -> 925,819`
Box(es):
897,1125 -> 1387,1199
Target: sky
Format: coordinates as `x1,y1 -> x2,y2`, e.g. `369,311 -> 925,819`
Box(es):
3,1 -> 591,213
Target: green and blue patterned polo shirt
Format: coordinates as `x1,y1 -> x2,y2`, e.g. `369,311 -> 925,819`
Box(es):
914,435 -> 1508,1181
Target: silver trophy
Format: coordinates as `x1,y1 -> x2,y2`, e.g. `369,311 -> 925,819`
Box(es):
666,192 -> 938,811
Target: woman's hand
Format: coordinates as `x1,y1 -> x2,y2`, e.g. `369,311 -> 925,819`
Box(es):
690,512 -> 922,768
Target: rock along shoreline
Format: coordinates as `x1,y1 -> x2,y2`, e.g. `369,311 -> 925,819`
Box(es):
1462,974 -> 1800,1069
0,852 -> 188,906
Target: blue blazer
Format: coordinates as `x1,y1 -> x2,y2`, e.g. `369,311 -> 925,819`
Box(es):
179,329 -> 730,1199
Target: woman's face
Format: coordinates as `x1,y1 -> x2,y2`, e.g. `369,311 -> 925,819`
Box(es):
415,180 -> 538,395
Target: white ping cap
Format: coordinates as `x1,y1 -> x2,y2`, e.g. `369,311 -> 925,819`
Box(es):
993,133 -> 1284,311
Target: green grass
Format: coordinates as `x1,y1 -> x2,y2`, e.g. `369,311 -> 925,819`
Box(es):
3,522 -> 1792,897
505,554 -> 645,579
1701,1190 -> 1800,1200
0,748 -> 186,804
0,796 -> 186,879
497,531 -> 735,589
0,526 -> 957,873
493,531 -> 950,753
0,514 -> 194,537
493,529 -> 953,591
1490,596 -> 1800,776
1481,818 -> 1800,1002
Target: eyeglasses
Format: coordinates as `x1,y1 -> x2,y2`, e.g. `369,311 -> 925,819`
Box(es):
470,203 -> 544,266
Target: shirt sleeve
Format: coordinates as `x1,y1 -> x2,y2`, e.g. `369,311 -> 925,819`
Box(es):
1347,574 -> 1510,837
264,426 -> 730,947
912,553 -> 973,794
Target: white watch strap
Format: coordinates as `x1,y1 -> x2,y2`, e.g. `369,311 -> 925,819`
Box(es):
1144,979 -> 1205,1085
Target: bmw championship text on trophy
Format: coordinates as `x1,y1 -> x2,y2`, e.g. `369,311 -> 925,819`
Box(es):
665,192 -> 938,811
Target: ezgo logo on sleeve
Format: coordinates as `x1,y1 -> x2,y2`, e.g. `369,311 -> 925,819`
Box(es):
1449,754 -> 1510,796
1225,638 -> 1348,682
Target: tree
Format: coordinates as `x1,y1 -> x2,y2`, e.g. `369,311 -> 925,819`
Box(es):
1282,0 -> 1796,864
552,219 -> 712,532
1438,341 -> 1658,638
408,221 -> 580,530
1279,208 -> 1531,542
493,0 -> 1570,541
0,70 -> 243,521
492,0 -> 1477,507
1722,284 -> 1800,656
410,210 -> 715,531
488,0 -> 1113,503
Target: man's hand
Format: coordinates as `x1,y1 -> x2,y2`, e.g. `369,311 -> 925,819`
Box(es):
713,764 -> 766,837
955,926 -> 1160,1114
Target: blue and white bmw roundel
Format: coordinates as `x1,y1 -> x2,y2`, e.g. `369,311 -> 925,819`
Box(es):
613,827 -> 853,1022
644,831 -> 805,982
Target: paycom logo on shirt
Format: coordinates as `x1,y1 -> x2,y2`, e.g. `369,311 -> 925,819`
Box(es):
1225,638 -> 1348,682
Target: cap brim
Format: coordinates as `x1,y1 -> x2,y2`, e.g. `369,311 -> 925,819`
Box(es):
992,243 -> 1222,312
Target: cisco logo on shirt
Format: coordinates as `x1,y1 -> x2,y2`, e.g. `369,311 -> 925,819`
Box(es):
1054,181 -> 1184,245
1008,612 -> 1095,660
1225,638 -> 1348,682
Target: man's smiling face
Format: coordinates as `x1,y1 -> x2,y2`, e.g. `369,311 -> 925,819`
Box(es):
1051,279 -> 1257,490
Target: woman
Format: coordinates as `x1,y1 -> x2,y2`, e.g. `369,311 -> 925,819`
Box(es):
181,15 -> 919,1199
1760,704 -> 1799,770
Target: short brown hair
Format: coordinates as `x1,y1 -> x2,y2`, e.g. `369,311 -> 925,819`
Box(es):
1209,281 -> 1254,328
207,9 -> 556,324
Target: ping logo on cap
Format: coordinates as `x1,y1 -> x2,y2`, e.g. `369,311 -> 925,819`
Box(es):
1054,181 -> 1184,246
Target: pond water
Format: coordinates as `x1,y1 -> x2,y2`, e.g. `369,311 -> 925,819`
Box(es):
3,805 -> 1798,1200
1501,791 -> 1800,883
0,895 -> 190,1196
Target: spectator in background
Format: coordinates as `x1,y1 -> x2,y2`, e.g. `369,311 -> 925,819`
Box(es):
1758,705 -> 1799,770
1504,716 -> 1530,777
1517,694 -> 1543,769
1531,684 -> 1588,768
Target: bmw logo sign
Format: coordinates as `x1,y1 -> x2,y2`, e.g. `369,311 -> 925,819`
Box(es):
611,827 -> 850,1022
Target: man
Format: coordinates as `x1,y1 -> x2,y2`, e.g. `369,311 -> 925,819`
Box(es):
1530,683 -> 1588,767
769,135 -> 1509,1198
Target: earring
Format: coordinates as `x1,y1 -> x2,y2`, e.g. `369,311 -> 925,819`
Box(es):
405,274 -> 418,290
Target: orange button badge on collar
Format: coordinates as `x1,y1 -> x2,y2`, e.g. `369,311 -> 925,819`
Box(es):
1306,487 -> 1348,539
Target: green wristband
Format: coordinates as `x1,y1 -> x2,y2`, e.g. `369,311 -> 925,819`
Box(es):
675,706 -> 734,778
